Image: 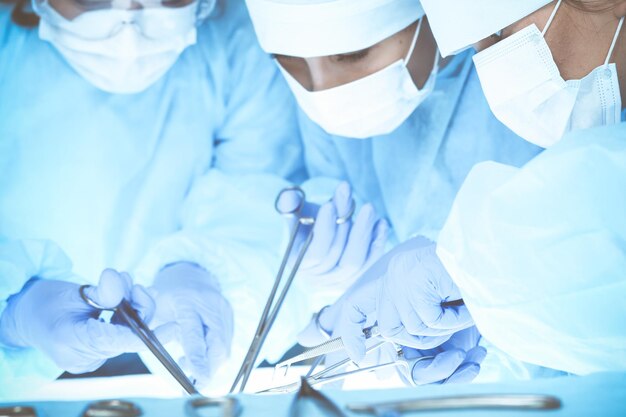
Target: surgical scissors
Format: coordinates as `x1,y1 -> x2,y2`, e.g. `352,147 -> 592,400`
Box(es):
290,377 -> 347,417
230,186 -> 355,393
82,400 -> 142,417
79,285 -> 198,395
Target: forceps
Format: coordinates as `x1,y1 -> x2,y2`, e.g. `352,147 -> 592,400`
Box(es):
275,325 -> 380,375
346,394 -> 562,415
79,285 -> 198,395
262,340 -> 430,393
230,186 -> 355,393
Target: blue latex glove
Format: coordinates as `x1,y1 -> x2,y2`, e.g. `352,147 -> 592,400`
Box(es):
403,326 -> 486,385
149,262 -> 233,388
332,236 -> 474,363
0,269 -> 164,374
277,182 -> 388,294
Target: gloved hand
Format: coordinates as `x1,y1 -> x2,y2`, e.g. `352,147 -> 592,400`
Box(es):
149,262 -> 233,388
0,269 -> 164,373
332,236 -> 474,363
276,181 -> 388,295
402,326 -> 486,385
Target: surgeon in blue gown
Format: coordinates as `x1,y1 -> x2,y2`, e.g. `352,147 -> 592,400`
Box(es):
287,0 -> 626,384
245,0 -> 544,385
423,0 -> 626,376
0,0 -> 308,398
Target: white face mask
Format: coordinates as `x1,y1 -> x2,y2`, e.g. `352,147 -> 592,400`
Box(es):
38,4 -> 198,94
473,0 -> 624,148
279,18 -> 440,139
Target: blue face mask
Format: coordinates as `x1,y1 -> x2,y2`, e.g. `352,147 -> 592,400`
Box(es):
278,18 -> 440,139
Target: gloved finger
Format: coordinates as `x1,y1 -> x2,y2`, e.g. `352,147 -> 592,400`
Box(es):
463,346 -> 487,365
411,349 -> 466,385
297,315 -> 330,347
307,218 -> 349,275
301,201 -> 336,269
86,269 -> 131,309
200,329 -> 230,383
151,322 -> 178,346
339,203 -> 378,272
398,306 -> 458,337
79,317 -> 149,354
332,182 -> 353,219
276,188 -> 306,215
178,311 -> 212,380
306,182 -> 353,272
412,300 -> 474,332
129,285 -> 156,323
444,362 -> 481,384
377,284 -> 453,343
362,219 -> 389,271
335,305 -> 369,363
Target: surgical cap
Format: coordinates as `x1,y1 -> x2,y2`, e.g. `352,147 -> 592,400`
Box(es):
245,0 -> 425,58
421,0 -> 551,57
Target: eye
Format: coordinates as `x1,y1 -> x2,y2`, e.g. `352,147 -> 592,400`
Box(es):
333,48 -> 370,63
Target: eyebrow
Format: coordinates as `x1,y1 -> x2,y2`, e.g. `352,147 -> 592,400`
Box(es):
332,47 -> 371,61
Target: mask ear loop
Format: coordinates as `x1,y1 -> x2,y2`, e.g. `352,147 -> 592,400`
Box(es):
403,17 -> 423,65
604,17 -> 624,66
541,0 -> 562,36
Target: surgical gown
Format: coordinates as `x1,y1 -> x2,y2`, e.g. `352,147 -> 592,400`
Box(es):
437,121 -> 626,376
298,50 -> 543,309
0,0 -> 309,398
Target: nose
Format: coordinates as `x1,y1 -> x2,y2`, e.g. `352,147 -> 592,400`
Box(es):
111,0 -> 144,10
307,58 -> 343,92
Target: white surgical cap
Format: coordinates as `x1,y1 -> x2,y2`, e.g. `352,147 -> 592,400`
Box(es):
421,0 -> 552,57
245,0 -> 425,58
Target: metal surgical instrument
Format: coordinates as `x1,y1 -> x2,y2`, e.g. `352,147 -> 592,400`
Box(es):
82,400 -> 143,417
275,325 -> 380,374
262,341 -> 433,393
186,396 -> 241,417
230,186 -> 355,393
290,377 -> 347,417
79,285 -> 198,395
0,407 -> 37,417
346,394 -> 562,415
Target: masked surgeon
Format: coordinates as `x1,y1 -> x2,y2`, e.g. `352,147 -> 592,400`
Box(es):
245,0 -> 546,385
0,0 -> 309,398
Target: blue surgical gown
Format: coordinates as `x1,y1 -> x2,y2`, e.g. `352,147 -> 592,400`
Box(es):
298,50 -> 543,310
0,0 -> 309,397
438,121 -> 626,376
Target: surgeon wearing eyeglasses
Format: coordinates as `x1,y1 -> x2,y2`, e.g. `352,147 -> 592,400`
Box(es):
0,0 -> 307,398
245,0 -> 545,386
303,0 -> 626,383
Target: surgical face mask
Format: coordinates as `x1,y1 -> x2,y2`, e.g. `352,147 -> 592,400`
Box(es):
473,0 -> 624,148
36,2 -> 200,94
279,18 -> 440,139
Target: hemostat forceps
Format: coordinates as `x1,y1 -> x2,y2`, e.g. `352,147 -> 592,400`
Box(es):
79,285 -> 198,395
261,340 -> 433,393
275,324 -> 380,376
230,186 -> 355,393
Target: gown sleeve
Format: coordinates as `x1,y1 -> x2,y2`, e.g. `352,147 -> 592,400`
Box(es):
437,124 -> 626,375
